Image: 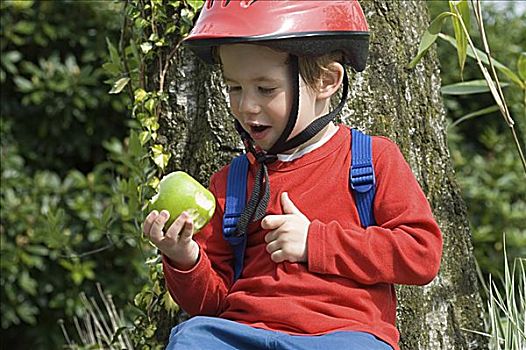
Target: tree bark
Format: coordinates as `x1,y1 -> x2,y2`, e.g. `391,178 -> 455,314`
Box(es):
155,1 -> 487,349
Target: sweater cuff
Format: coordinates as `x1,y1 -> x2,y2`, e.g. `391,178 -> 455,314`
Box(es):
162,244 -> 205,279
307,220 -> 327,274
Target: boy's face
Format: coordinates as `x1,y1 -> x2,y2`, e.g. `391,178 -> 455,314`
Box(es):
220,44 -> 318,152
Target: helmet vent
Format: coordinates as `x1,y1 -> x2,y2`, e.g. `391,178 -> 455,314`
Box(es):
206,0 -> 214,9
222,0 -> 231,7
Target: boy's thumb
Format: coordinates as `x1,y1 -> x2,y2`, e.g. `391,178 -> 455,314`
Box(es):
281,192 -> 300,215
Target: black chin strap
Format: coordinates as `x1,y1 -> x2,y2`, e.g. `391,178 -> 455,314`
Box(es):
235,58 -> 349,238
270,69 -> 349,154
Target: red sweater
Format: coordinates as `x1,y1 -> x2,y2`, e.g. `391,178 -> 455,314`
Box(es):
163,125 -> 443,350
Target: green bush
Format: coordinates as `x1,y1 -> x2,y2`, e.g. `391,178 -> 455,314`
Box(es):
449,127 -> 526,279
0,118 -> 151,349
0,0 -> 128,174
0,1 -> 153,348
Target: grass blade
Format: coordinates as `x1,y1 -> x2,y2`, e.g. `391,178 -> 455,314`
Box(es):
438,33 -> 525,88
448,105 -> 499,129
407,12 -> 454,68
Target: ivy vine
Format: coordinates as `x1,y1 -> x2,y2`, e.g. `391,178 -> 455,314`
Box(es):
103,0 -> 204,347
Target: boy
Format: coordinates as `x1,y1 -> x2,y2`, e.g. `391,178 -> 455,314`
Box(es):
143,1 -> 443,349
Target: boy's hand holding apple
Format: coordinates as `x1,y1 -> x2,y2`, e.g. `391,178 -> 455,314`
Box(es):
144,209 -> 199,270
143,172 -> 216,270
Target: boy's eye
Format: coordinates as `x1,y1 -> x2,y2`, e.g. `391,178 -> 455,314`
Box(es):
226,86 -> 241,93
258,86 -> 276,95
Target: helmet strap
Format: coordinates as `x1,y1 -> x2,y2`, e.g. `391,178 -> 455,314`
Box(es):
270,65 -> 349,154
266,55 -> 300,155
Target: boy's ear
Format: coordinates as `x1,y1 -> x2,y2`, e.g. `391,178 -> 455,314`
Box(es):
316,62 -> 344,100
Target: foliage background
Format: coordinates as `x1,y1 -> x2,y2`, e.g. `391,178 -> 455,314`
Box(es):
0,0 -> 524,349
428,1 -> 525,280
1,1 -> 152,348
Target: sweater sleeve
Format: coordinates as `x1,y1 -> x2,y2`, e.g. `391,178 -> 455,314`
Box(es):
307,138 -> 443,286
162,171 -> 235,316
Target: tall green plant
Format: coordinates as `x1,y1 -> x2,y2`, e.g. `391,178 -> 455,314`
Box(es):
419,0 -> 526,287
474,237 -> 526,350
410,0 -> 526,174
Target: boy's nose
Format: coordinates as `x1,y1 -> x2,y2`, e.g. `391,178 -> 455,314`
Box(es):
238,92 -> 261,115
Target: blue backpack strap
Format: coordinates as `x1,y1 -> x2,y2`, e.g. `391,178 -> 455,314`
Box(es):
223,154 -> 249,282
350,129 -> 376,227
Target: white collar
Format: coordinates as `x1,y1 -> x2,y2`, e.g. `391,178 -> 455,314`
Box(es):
277,126 -> 339,162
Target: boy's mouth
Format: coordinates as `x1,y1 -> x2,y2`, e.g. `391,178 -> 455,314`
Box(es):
248,124 -> 271,140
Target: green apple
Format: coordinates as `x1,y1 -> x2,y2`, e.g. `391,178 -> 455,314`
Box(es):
148,171 -> 216,232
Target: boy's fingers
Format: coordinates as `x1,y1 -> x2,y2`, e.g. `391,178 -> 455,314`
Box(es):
165,212 -> 188,240
264,229 -> 279,243
149,210 -> 170,243
270,249 -> 285,263
178,219 -> 194,243
143,210 -> 159,235
261,215 -> 286,230
266,239 -> 281,254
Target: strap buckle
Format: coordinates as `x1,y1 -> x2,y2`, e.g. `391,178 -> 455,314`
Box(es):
222,213 -> 241,236
350,163 -> 375,193
255,152 -> 278,164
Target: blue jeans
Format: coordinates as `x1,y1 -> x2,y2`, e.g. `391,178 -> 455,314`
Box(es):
167,316 -> 393,350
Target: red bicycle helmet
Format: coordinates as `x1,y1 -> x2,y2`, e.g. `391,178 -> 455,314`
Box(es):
184,0 -> 369,72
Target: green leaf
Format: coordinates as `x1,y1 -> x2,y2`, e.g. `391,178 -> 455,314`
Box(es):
168,0 -> 181,9
518,52 -> 526,82
439,34 -> 525,89
109,77 -> 130,94
16,303 -> 38,325
129,130 -> 143,157
140,42 -> 153,54
449,0 -> 470,78
18,271 -> 37,296
13,76 -> 33,92
186,0 -> 204,12
139,130 -> 151,145
441,79 -> 509,95
4,50 -> 22,65
13,20 -> 36,35
101,205 -> 113,227
145,98 -> 156,113
103,138 -> 124,155
10,0 -> 34,10
106,37 -> 121,67
162,291 -> 179,313
129,38 -> 141,63
151,144 -> 170,171
134,88 -> 148,102
110,326 -> 132,345
449,105 -> 500,128
25,245 -> 49,256
102,62 -> 121,76
408,12 -> 454,69
1,51 -> 21,74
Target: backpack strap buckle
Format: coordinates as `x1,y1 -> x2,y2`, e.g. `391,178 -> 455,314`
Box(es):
350,162 -> 375,193
350,128 -> 377,227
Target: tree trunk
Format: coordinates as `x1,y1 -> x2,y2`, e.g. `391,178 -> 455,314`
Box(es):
155,1 -> 487,349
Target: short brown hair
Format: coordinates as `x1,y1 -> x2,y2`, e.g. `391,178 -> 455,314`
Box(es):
297,52 -> 344,91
